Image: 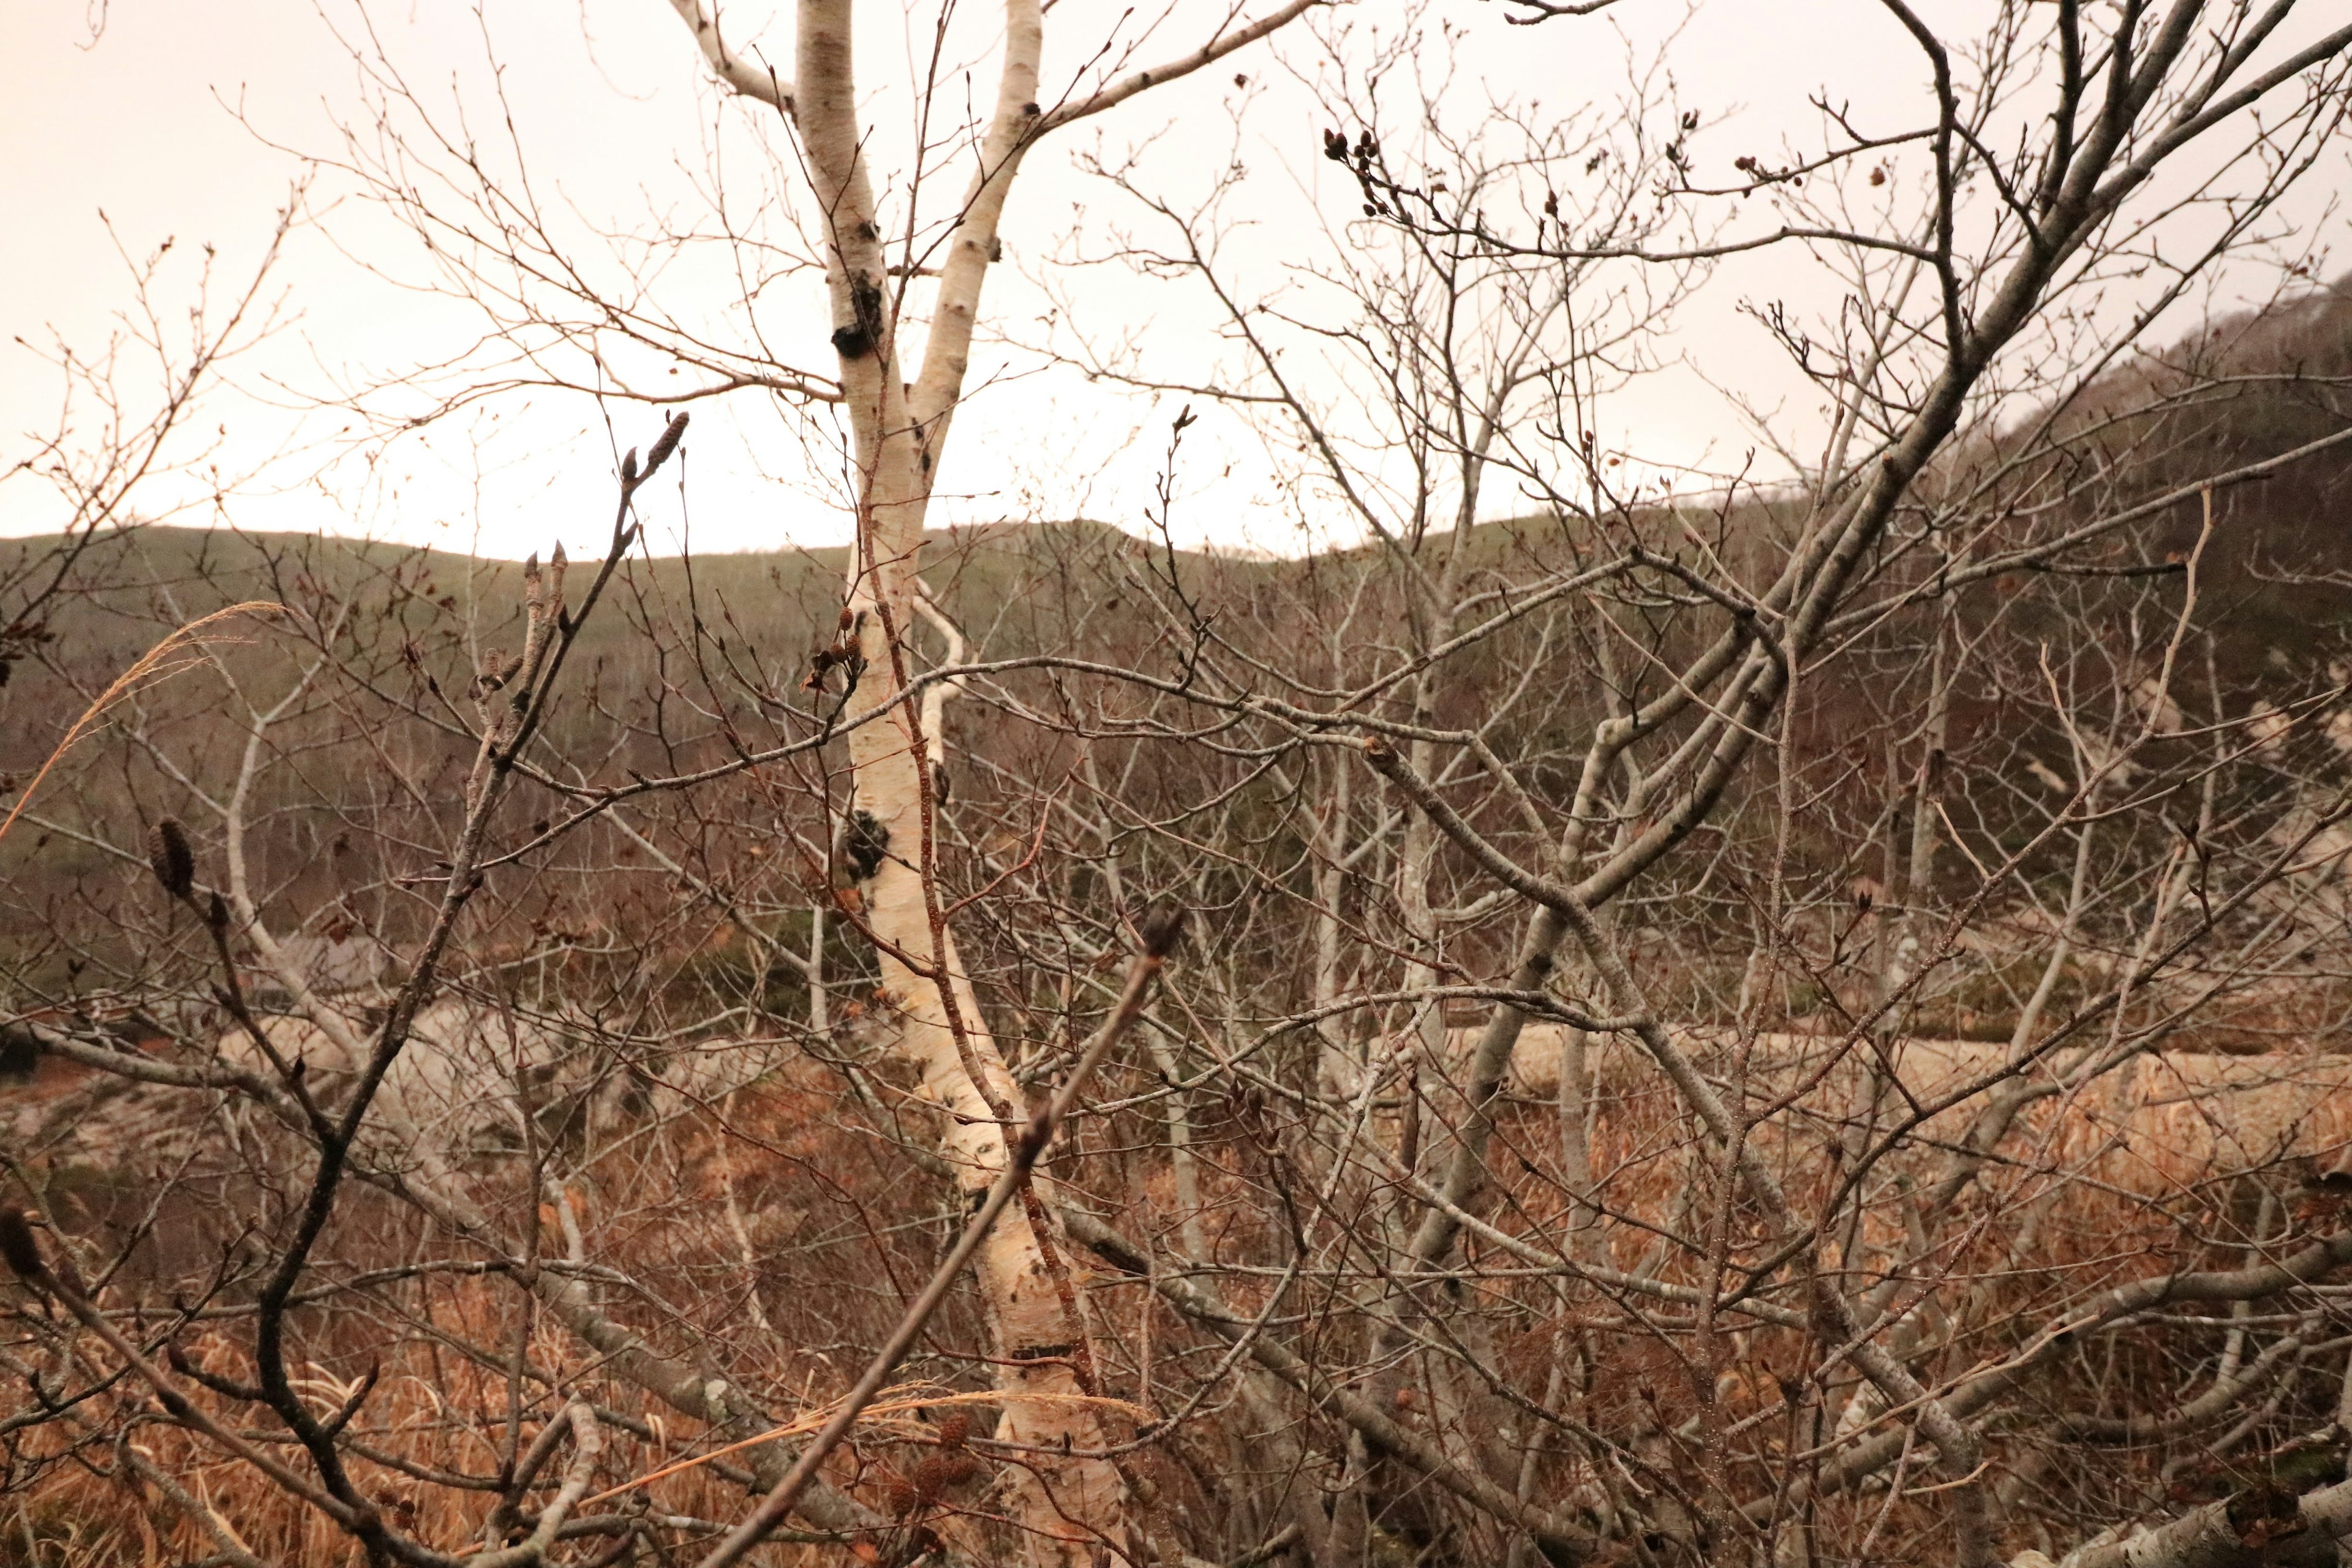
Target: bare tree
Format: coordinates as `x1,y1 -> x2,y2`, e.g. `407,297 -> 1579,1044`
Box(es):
7,4 -> 2352,1568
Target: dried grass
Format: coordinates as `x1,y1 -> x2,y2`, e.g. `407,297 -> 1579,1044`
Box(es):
0,602 -> 288,853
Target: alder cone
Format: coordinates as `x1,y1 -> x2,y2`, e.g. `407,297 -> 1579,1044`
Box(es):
913,1449 -> 978,1501
883,1472 -> 921,1516
935,1411 -> 971,1450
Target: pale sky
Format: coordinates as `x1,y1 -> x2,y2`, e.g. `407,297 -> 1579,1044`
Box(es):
4,1 -> 2342,560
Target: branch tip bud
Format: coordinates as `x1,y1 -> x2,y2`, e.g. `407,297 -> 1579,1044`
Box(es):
0,1210 -> 45,1284
148,818 -> 195,901
644,412 -> 690,475
1138,903 -> 1188,959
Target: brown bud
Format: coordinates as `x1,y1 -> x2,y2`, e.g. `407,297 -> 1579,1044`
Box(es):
0,1210 -> 45,1284
148,818 -> 195,900
643,412 -> 690,475
1138,904 -> 1188,959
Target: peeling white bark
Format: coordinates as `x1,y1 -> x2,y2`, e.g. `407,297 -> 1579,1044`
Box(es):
794,0 -> 1122,1555
663,0 -> 1314,1551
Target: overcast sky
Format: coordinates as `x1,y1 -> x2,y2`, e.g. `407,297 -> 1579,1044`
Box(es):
4,0 -> 2341,561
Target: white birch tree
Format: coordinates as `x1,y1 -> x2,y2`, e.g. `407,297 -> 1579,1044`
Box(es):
663,1 -> 1316,1558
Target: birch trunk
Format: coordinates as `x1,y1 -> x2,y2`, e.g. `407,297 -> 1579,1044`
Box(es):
794,0 -> 1125,1556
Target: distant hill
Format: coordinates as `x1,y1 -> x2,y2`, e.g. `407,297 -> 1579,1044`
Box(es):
2,284 -> 2348,997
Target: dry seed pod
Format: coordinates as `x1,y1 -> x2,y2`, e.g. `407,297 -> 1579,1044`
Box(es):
148,818 -> 195,900
912,1453 -> 954,1502
935,1410 -> 971,1450
883,1472 -> 921,1516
